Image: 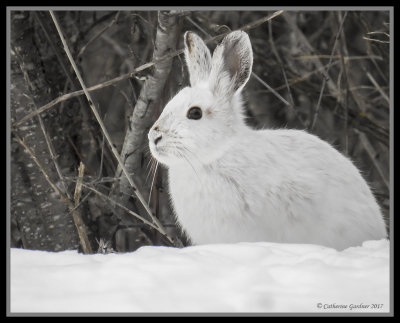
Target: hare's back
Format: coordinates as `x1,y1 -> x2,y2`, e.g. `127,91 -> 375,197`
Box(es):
248,128 -> 354,173
238,128 -> 378,213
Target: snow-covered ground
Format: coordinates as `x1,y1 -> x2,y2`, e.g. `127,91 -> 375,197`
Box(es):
9,239 -> 390,314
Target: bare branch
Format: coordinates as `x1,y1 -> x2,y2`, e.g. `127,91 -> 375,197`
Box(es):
362,36 -> 390,44
72,162 -> 93,254
13,133 -> 94,253
13,134 -> 71,206
13,10 -> 285,129
110,11 -> 181,239
77,11 -> 121,59
73,162 -> 85,205
49,10 -> 172,243
65,178 -> 166,234
282,11 -> 339,97
240,10 -> 284,32
310,11 -> 348,131
251,73 -> 291,106
355,130 -> 389,190
365,71 -> 390,105
267,18 -> 307,127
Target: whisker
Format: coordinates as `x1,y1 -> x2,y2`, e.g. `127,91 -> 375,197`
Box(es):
145,155 -> 153,172
181,146 -> 203,167
175,146 -> 202,183
145,156 -> 156,184
144,147 -> 155,172
148,160 -> 159,206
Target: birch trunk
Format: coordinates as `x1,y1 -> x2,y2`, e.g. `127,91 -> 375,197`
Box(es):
109,11 -> 181,244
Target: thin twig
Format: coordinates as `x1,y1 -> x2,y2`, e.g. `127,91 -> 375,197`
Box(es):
97,133 -> 105,181
338,11 -> 350,154
81,12 -> 117,38
240,10 -> 284,32
310,11 -> 348,131
268,19 -> 306,126
13,134 -> 71,206
35,103 -> 71,199
49,10 -> 172,243
77,11 -> 121,59
355,130 -> 389,190
148,161 -> 159,206
365,71 -> 390,105
66,179 -> 165,233
273,55 -> 383,92
72,162 -> 93,254
66,190 -> 93,215
362,37 -> 390,44
274,60 -> 341,91
366,31 -> 390,37
283,12 -> 339,97
293,54 -> 383,61
74,162 -> 85,205
251,73 -> 291,106
268,20 -> 294,105
358,15 -> 389,84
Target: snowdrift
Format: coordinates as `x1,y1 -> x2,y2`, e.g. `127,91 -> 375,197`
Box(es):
9,239 -> 390,314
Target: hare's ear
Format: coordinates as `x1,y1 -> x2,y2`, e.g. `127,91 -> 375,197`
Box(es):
209,31 -> 253,97
184,31 -> 212,87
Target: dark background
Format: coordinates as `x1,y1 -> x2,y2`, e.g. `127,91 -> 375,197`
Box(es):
9,10 -> 390,253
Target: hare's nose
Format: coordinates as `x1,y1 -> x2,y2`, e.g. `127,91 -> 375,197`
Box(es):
151,124 -> 162,145
154,134 -> 162,145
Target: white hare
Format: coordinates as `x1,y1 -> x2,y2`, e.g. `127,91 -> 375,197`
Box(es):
148,30 -> 387,250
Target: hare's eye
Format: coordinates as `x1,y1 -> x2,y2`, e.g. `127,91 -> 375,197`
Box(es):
187,106 -> 202,120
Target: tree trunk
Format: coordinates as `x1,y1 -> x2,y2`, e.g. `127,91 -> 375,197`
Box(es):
108,11 -> 181,249
11,11 -> 80,251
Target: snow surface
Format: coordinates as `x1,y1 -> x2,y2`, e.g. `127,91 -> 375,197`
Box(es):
10,239 -> 390,314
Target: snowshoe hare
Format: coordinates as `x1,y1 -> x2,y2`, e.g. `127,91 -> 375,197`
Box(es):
148,31 -> 387,250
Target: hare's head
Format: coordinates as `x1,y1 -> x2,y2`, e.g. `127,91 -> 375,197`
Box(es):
149,31 -> 253,166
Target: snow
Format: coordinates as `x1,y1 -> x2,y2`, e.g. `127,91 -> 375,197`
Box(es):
10,239 -> 390,314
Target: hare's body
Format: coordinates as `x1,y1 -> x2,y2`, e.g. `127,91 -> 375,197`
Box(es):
148,31 -> 387,250
169,127 -> 386,249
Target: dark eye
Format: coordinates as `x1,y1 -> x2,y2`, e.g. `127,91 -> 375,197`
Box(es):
187,106 -> 202,120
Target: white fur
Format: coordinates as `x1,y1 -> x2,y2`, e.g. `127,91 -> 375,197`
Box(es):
148,31 -> 387,250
